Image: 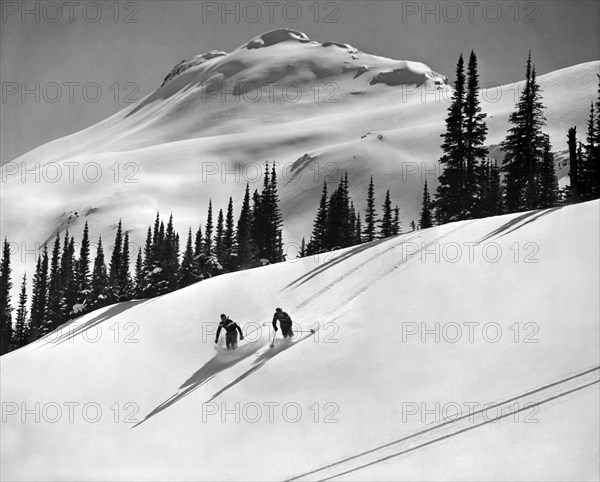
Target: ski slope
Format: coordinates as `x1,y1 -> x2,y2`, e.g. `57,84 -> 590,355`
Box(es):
2,200 -> 598,481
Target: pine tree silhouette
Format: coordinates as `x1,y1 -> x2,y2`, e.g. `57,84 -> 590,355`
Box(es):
13,273 -> 28,349
0,238 -> 13,354
501,52 -> 547,211
363,176 -> 377,242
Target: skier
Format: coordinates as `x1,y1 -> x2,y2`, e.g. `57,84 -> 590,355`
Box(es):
215,314 -> 244,350
272,307 -> 294,342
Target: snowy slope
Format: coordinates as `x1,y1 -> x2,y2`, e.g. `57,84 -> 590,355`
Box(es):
2,200 -> 598,481
1,28 -> 598,285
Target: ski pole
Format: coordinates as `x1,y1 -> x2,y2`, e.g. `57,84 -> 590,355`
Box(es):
244,322 -> 269,339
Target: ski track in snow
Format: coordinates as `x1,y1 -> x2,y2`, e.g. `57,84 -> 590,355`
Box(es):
287,366 -> 600,481
289,222 -> 469,319
325,223 -> 472,316
288,231 -> 424,312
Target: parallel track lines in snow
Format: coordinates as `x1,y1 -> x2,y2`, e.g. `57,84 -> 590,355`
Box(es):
287,366 -> 600,481
327,222 -> 472,315
291,232 -> 421,312
293,223 -> 469,315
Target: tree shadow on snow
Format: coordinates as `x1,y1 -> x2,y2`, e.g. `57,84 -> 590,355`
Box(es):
37,299 -> 148,349
282,234 -> 413,292
478,206 -> 563,244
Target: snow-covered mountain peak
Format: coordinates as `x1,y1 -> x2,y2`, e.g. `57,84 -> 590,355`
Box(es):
157,28 -> 446,92
239,28 -> 312,50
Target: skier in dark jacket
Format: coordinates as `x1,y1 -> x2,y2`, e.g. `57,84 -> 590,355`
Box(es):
272,307 -> 294,340
215,314 -> 244,350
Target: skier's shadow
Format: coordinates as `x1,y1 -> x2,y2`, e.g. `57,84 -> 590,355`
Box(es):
132,342 -> 260,428
207,338 -> 297,402
133,338 -> 303,428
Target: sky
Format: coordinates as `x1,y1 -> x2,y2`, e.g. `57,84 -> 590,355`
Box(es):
1,0 -> 599,163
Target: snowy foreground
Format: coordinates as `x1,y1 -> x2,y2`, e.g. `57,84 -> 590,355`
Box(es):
2,201 -> 599,481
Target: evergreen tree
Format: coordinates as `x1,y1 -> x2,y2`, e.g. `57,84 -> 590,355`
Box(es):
567,127 -> 580,203
355,212 -> 363,244
14,273 -> 29,348
157,221 -> 166,266
137,226 -> 154,298
179,228 -> 199,288
276,231 -> 284,262
392,205 -> 401,235
363,176 -> 377,242
583,87 -> 600,200
46,233 -> 62,332
76,221 -> 91,304
577,141 -> 586,200
236,184 -> 255,269
29,245 -> 48,341
109,220 -> 123,298
420,180 -> 433,228
152,213 -> 161,259
479,159 -> 504,216
143,226 -> 153,272
579,104 -> 595,199
90,237 -> 109,310
379,190 -> 394,237
268,163 -> 284,262
119,231 -> 132,299
252,163 -> 284,263
341,173 -> 355,244
323,174 -> 354,249
299,238 -> 307,257
309,182 -> 329,254
464,51 -> 489,217
489,161 -> 504,215
59,230 -> 76,319
162,214 -> 179,291
196,203 -> 221,278
0,238 -> 13,354
194,224 -> 203,260
141,213 -> 181,295
223,197 -> 236,270
501,52 -> 547,211
538,134 -> 559,208
215,208 -> 224,263
134,249 -> 144,297
435,54 -> 467,223
204,200 -> 213,257
325,180 -> 341,248
252,167 -> 268,260
251,188 -> 262,257
349,199 -> 358,244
